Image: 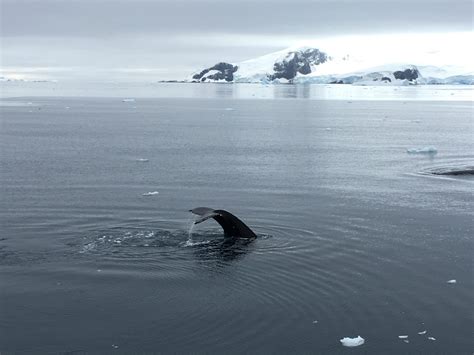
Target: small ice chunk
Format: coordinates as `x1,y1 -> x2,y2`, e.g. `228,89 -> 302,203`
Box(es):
428,337 -> 436,341
112,344 -> 119,348
398,335 -> 409,339
324,127 -> 332,131
312,320 -> 318,324
65,106 -> 70,109
340,336 -> 365,347
446,279 -> 456,284
142,191 -> 159,196
224,108 -> 234,111
97,269 -> 102,272
122,98 -> 135,102
418,330 -> 427,335
136,158 -> 149,162
406,146 -> 437,154
404,340 -> 410,343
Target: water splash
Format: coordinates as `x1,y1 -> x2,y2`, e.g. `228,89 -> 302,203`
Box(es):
186,219 -> 196,246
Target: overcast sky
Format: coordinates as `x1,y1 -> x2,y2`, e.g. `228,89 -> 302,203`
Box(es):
1,0 -> 473,80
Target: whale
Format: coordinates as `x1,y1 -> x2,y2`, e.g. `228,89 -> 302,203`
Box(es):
190,207 -> 257,239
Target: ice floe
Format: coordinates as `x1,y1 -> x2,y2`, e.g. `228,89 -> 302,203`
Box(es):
407,146 -> 437,154
340,336 -> 365,347
446,279 -> 456,284
142,191 -> 159,196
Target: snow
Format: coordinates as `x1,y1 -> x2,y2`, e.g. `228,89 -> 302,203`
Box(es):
185,45 -> 473,85
407,146 -> 438,154
340,336 -> 365,347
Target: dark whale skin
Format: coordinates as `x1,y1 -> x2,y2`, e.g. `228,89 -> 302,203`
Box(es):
190,207 -> 257,239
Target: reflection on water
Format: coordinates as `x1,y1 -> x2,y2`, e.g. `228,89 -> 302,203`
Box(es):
1,81 -> 473,101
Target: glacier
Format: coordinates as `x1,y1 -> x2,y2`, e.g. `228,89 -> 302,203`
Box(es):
185,46 -> 473,85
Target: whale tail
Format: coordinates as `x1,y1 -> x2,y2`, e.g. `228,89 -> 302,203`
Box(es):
190,207 -> 257,239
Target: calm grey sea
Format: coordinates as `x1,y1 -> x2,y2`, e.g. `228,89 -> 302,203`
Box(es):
1,83 -> 473,354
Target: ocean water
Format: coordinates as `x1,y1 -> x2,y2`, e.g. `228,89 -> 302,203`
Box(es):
1,83 -> 473,354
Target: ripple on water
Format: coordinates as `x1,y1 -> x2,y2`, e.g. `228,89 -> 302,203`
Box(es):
417,157 -> 474,180
76,214 -> 468,350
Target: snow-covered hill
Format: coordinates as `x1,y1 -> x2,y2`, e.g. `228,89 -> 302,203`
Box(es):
186,46 -> 473,85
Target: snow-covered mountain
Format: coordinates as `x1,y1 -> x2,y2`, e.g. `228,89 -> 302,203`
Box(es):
186,46 -> 473,85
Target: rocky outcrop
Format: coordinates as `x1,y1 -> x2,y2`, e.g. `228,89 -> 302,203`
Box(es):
393,68 -> 419,81
192,62 -> 238,82
269,48 -> 328,81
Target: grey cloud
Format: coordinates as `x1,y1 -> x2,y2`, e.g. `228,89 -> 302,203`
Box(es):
2,0 -> 472,38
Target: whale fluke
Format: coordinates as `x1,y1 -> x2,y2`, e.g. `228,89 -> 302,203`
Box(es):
190,207 -> 257,239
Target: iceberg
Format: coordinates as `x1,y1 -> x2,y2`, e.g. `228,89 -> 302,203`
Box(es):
340,336 -> 365,347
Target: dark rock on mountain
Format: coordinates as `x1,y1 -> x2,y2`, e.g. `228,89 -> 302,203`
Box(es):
269,48 -> 328,81
192,62 -> 238,82
393,68 -> 419,81
381,77 -> 392,82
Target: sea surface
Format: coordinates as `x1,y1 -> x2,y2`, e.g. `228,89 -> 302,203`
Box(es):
1,83 -> 473,354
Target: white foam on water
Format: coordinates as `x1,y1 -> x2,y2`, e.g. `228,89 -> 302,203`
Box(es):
142,191 -> 159,196
79,242 -> 97,253
340,336 -> 365,347
183,239 -> 211,247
